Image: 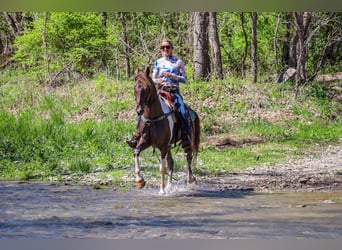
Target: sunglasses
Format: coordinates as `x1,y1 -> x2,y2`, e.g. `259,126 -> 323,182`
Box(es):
160,45 -> 171,50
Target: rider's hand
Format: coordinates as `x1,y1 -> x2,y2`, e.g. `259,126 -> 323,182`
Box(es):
162,72 -> 179,81
163,72 -> 173,78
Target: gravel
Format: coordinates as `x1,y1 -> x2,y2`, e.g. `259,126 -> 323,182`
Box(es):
197,144 -> 342,192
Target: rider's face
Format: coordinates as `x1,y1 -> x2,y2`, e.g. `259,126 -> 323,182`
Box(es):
160,43 -> 173,57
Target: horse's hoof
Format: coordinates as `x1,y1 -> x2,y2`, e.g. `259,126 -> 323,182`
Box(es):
136,179 -> 146,189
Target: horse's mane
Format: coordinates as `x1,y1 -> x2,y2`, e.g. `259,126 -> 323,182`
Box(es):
135,67 -> 154,87
134,67 -> 158,104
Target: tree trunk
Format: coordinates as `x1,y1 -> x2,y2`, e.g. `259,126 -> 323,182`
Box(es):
101,12 -> 107,28
294,12 -> 312,85
0,35 -> 4,54
193,12 -> 210,80
251,12 -> 258,83
120,12 -> 131,79
240,12 -> 248,79
281,12 -> 292,69
3,12 -> 24,37
274,12 -> 281,73
208,12 -> 223,80
42,12 -> 50,85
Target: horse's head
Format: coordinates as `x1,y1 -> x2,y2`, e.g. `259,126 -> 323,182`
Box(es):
134,66 -> 156,116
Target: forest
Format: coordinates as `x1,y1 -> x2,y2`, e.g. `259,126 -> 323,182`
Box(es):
1,12 -> 340,84
0,12 -> 341,183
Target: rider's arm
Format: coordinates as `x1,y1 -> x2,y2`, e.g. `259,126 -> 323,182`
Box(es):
175,59 -> 186,83
163,59 -> 186,84
152,61 -> 163,85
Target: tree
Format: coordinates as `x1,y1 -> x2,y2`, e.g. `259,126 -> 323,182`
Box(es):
119,12 -> 131,79
1,12 -> 341,85
281,12 -> 292,68
208,12 -> 223,79
240,12 -> 248,78
251,12 -> 258,83
193,12 -> 210,80
3,12 -> 24,37
1,12 -> 29,66
293,12 -> 312,85
13,12 -> 109,83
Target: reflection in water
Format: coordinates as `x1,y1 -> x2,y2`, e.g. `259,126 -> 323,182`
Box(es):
0,182 -> 341,238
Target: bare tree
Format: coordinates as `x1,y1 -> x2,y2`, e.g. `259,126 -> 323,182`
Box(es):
208,12 -> 223,80
3,12 -> 24,37
119,12 -> 131,79
251,12 -> 258,83
193,12 -> 210,80
293,12 -> 312,85
240,12 -> 248,78
273,12 -> 281,73
282,12 -> 292,68
42,12 -> 50,85
101,12 -> 107,28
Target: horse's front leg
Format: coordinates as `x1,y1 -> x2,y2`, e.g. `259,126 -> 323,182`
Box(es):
159,148 -> 170,194
166,149 -> 174,189
134,151 -> 145,189
159,156 -> 167,194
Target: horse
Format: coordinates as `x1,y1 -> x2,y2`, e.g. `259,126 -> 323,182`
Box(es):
131,66 -> 200,194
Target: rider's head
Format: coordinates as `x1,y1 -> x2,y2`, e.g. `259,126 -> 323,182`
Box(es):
160,39 -> 173,57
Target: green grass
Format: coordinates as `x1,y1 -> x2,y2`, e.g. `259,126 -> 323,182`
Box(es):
0,69 -> 341,183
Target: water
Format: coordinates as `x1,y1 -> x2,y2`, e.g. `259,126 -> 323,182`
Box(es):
0,182 -> 341,239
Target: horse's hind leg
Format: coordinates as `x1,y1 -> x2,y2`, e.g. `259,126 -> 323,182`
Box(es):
166,149 -> 174,189
186,152 -> 196,184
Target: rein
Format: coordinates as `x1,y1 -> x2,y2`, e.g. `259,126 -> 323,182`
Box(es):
135,71 -> 174,126
141,110 -> 173,125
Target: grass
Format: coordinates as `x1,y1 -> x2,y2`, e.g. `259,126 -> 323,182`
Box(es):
0,69 -> 341,183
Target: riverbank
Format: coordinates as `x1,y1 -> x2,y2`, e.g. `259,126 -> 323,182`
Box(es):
54,143 -> 342,193
198,143 -> 342,193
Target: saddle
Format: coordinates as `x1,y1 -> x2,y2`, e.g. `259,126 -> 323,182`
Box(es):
158,87 -> 196,148
159,88 -> 176,110
159,87 -> 196,122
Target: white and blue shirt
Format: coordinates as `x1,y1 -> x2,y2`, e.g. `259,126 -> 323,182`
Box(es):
152,55 -> 186,88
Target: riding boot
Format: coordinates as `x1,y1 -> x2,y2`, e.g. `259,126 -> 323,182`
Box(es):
126,130 -> 141,148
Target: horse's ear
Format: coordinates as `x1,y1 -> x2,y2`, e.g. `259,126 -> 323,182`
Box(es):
135,68 -> 140,75
145,66 -> 150,76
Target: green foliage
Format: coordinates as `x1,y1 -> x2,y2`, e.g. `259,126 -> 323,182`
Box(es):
13,12 -> 109,82
5,12 -> 341,83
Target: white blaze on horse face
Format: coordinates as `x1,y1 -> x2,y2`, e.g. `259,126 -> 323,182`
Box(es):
159,96 -> 174,143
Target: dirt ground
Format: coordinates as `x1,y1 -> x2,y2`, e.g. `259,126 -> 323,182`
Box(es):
197,144 -> 342,193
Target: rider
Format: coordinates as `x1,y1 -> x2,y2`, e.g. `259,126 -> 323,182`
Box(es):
126,39 -> 192,151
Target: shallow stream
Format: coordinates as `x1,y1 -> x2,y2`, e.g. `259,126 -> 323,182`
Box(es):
1,182 -> 341,239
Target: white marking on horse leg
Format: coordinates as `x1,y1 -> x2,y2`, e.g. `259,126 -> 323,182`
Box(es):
134,153 -> 143,183
166,152 -> 173,190
159,156 -> 167,194
167,116 -> 174,143
166,173 -> 172,191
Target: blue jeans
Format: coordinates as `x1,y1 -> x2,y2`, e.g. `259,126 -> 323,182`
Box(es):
174,91 -> 190,136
